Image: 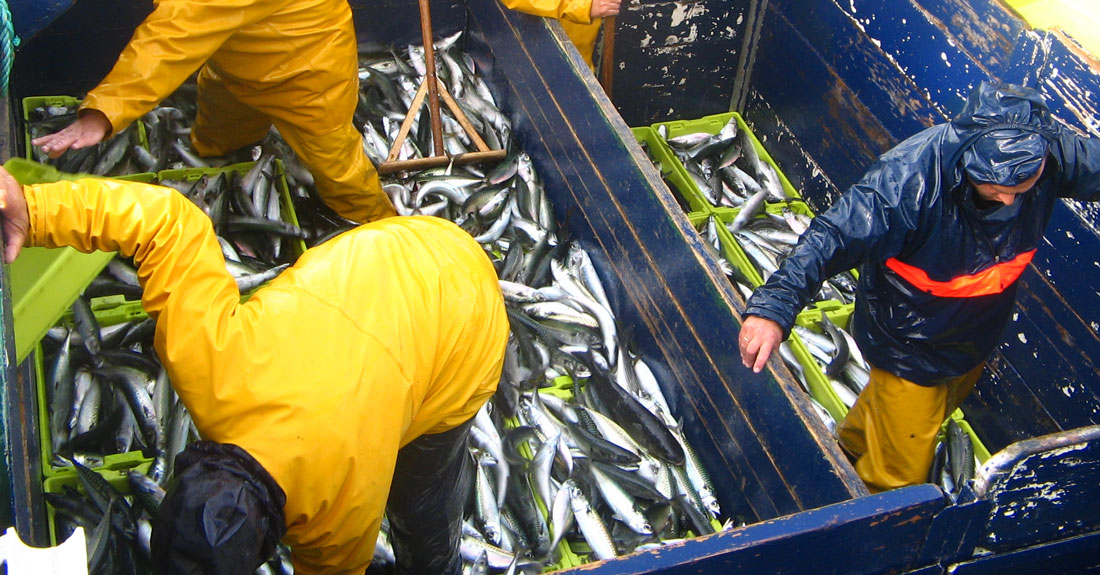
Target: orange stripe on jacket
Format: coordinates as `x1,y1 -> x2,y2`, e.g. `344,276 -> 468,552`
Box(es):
885,250 -> 1035,297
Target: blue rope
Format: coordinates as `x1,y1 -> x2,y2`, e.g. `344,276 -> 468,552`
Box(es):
0,0 -> 16,97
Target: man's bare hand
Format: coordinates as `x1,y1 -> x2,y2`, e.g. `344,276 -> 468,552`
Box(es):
590,0 -> 621,19
0,167 -> 30,264
31,109 -> 112,159
738,315 -> 784,374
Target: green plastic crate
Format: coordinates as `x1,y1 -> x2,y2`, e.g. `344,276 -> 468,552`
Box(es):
42,454 -> 152,546
158,159 -> 308,260
23,95 -> 80,163
652,112 -> 801,207
34,310 -> 157,479
633,126 -> 714,215
18,160 -> 302,344
788,302 -> 858,423
689,211 -> 763,289
954,418 -> 991,464
3,158 -> 148,364
23,95 -> 150,175
709,199 -> 817,289
717,200 -> 858,310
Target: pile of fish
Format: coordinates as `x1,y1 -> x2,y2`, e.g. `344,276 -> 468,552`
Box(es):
26,104 -> 148,177
656,117 -> 788,211
931,419 -> 979,500
157,155 -> 308,276
350,33 -> 732,572
41,296 -> 203,574
38,31 -> 731,575
74,159 -> 307,305
650,121 -> 858,305
789,313 -> 870,422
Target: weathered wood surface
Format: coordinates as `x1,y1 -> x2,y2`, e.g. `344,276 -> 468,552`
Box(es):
549,484 -> 946,575
610,0 -> 745,128
949,530 -> 1100,575
971,427 -> 1100,552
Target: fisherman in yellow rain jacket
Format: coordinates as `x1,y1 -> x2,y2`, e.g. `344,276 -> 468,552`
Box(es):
0,167 -> 508,575
500,0 -> 622,71
30,0 -> 396,224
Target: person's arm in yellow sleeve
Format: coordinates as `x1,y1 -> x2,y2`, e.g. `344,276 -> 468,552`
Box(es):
0,165 -> 241,369
32,0 -> 281,158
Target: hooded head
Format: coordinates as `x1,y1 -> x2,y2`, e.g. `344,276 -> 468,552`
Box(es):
151,441 -> 287,575
955,82 -> 1052,186
962,129 -> 1048,186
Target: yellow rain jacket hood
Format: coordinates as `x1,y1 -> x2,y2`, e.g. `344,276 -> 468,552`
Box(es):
501,0 -> 602,70
23,178 -> 509,574
80,0 -> 394,223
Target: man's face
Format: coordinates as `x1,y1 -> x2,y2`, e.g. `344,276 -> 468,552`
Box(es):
970,158 -> 1046,206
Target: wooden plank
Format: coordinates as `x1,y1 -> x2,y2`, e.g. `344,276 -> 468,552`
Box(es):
610,0 -> 746,127
917,498 -> 995,566
949,529 -> 1100,575
914,0 -> 1026,77
767,0 -> 960,126
963,350 -> 1063,454
974,430 -> 1100,552
547,485 -> 945,574
749,7 -> 914,198
739,91 -> 842,212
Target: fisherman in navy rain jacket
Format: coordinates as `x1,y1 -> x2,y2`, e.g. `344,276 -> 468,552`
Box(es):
737,81 -> 1100,493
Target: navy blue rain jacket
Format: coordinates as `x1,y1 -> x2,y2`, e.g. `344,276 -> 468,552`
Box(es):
744,82 -> 1100,385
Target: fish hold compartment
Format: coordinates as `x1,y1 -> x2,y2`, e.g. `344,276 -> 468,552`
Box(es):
3,0 -> 867,564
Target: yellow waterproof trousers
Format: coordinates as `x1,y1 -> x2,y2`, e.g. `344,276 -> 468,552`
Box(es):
189,67 -> 395,223
836,364 -> 983,493
80,0 -> 395,224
